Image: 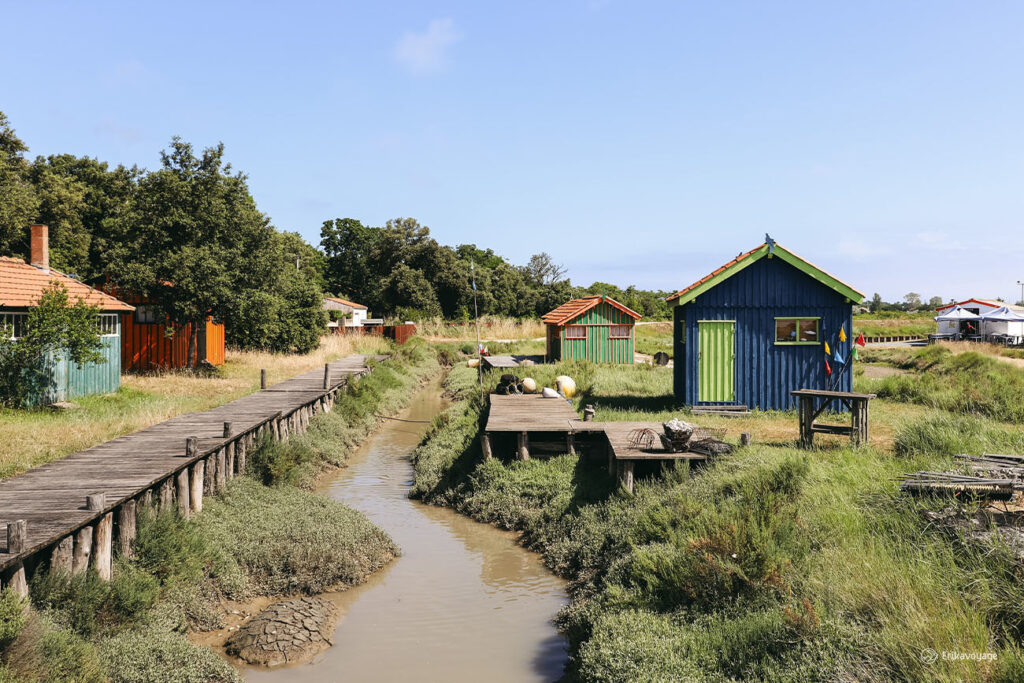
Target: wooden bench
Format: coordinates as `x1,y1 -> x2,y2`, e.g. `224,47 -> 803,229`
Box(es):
790,389 -> 876,448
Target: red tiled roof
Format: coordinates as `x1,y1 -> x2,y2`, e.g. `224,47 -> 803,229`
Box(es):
0,257 -> 134,311
667,243 -> 766,302
324,296 -> 367,310
542,295 -> 642,325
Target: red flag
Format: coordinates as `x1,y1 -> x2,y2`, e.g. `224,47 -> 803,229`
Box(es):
855,332 -> 866,347
825,358 -> 832,375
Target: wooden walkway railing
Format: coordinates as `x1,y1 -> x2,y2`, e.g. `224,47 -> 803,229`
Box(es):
0,353 -> 384,596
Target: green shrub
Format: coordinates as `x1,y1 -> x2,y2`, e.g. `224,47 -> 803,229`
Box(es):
196,477 -> 398,594
0,589 -> 26,649
30,564 -> 158,639
99,627 -> 241,683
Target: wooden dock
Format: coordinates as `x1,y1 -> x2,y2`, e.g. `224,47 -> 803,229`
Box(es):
482,395 -> 709,491
0,354 -> 384,595
480,355 -> 544,370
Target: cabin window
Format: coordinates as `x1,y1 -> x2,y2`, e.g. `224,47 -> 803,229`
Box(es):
774,317 -> 820,345
565,325 -> 586,339
609,325 -> 631,339
96,314 -> 119,337
135,305 -> 158,324
1,312 -> 28,340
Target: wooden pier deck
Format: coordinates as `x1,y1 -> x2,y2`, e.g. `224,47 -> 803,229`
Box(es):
482,395 -> 711,491
0,353 -> 383,587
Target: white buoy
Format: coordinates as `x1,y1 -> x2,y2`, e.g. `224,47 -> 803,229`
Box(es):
555,375 -> 576,398
541,387 -> 560,398
521,377 -> 537,393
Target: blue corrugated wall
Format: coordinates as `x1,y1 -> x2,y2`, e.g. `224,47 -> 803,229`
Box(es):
673,256 -> 854,410
31,331 -> 122,405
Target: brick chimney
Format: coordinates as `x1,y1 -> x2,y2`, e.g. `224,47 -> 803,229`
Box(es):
30,224 -> 49,272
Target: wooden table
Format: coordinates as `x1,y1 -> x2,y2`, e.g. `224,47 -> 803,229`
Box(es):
790,389 -> 876,448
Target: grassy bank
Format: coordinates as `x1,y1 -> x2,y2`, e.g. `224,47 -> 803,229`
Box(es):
853,311 -> 936,338
412,360 -> 1024,681
0,342 -> 441,682
0,334 -> 391,480
857,345 -> 1024,423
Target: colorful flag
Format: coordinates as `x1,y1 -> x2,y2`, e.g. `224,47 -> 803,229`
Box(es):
825,341 -> 831,355
856,332 -> 866,347
834,349 -> 845,365
851,346 -> 860,360
825,358 -> 832,375
839,326 -> 847,342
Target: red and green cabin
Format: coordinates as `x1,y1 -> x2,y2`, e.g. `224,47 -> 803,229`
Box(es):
542,296 -> 641,363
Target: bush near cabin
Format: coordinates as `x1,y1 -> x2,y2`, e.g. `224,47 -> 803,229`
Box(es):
0,283 -> 105,408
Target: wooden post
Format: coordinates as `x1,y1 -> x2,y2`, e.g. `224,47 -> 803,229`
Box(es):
323,363 -> 330,390
260,368 -> 267,390
567,432 -> 576,456
51,535 -> 74,574
6,521 -> 27,598
481,433 -> 493,460
223,422 -> 232,438
226,442 -> 235,480
72,526 -> 92,575
6,520 -> 25,554
186,436 -> 198,459
93,512 -> 113,581
175,468 -> 190,518
583,405 -> 595,422
215,448 -> 227,490
740,433 -> 752,446
236,436 -> 247,475
517,432 -> 530,461
607,438 -> 615,476
117,500 -> 136,558
159,479 -> 174,511
190,460 -> 204,513
204,454 -> 215,495
619,460 -> 635,493
142,489 -> 153,508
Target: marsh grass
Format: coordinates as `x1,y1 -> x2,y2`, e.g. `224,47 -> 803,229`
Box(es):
417,316 -> 545,341
634,322 -> 673,358
413,360 -> 1024,681
0,334 -> 390,479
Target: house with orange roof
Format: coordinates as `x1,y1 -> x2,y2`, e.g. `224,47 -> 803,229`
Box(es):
1,225 -> 134,404
322,296 -> 373,328
667,237 -> 864,410
542,295 -> 641,363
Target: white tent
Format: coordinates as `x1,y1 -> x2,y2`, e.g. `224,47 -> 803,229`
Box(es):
980,306 -> 1024,338
934,306 -> 980,336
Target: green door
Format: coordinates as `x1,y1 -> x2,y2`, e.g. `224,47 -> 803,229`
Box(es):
698,321 -> 735,402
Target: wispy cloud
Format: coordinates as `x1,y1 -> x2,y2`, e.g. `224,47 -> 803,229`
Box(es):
394,19 -> 460,74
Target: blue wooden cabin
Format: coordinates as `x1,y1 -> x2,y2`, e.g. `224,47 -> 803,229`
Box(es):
668,239 -> 864,411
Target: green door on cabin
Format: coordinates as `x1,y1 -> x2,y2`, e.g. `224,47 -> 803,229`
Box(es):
698,321 -> 735,402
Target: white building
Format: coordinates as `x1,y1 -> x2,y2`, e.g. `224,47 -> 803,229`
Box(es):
323,297 -> 369,328
934,298 -> 1024,337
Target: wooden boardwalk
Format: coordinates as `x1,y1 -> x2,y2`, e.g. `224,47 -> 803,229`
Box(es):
0,354 -> 383,590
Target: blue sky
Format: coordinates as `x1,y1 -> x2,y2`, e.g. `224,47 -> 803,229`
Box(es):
4,1 -> 1024,302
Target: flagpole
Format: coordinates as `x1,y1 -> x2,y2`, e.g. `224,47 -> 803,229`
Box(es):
472,259 -> 482,386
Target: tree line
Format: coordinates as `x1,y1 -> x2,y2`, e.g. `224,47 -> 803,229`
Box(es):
0,110 -> 672,360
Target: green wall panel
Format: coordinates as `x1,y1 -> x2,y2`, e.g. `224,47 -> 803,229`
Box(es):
698,320 -> 734,402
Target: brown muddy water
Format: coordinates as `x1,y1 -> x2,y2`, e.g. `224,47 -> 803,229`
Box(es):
245,381 -> 569,682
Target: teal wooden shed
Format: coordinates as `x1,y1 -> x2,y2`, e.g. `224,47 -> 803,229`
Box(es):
542,295 -> 641,363
1,225 -> 134,405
